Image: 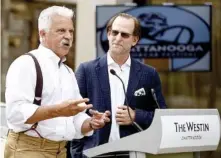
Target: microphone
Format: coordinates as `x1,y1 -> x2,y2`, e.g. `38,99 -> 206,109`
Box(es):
110,69 -> 116,75
110,69 -> 143,132
134,86 -> 160,111
150,88 -> 161,109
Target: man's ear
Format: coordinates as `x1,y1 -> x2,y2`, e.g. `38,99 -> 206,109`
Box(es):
132,36 -> 139,46
39,30 -> 46,41
107,30 -> 111,40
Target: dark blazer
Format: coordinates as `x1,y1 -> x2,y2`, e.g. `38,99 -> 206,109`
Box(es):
69,55 -> 166,157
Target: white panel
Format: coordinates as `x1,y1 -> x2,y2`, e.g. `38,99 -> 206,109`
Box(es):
160,115 -> 220,148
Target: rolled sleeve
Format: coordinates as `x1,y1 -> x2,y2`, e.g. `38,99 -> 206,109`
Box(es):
5,55 -> 38,132
6,100 -> 39,132
73,112 -> 93,139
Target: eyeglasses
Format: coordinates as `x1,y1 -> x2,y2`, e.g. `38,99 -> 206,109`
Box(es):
110,30 -> 132,39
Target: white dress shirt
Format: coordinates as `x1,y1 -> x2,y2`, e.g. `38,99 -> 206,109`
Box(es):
5,45 -> 92,141
107,52 -> 131,142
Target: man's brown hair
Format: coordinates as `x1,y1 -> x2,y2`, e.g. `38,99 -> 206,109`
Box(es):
106,13 -> 141,40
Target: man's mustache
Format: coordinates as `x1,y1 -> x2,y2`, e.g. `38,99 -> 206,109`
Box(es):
61,40 -> 71,46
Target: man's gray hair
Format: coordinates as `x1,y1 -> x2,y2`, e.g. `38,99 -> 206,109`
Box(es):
38,6 -> 74,42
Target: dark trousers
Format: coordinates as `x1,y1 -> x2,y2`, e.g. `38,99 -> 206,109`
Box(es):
92,151 -> 129,158
67,139 -> 129,158
67,141 -> 129,158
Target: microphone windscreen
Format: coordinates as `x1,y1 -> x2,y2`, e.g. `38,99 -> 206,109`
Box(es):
110,69 -> 116,75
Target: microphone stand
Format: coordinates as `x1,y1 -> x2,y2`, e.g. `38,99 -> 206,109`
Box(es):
151,89 -> 161,109
110,69 -> 143,132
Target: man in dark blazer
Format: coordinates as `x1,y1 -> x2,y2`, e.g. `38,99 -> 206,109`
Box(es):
69,13 -> 166,158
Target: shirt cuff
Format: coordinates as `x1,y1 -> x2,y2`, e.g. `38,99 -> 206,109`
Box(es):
21,103 -> 39,123
7,102 -> 39,132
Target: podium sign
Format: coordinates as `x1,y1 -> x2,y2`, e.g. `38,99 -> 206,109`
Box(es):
160,115 -> 220,148
84,109 -> 221,158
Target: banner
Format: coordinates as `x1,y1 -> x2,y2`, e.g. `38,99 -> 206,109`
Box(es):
96,5 -> 212,71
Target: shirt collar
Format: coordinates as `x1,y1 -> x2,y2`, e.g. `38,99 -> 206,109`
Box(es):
107,52 -> 131,67
38,44 -> 66,66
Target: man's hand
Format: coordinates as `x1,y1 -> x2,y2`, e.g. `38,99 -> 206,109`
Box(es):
55,98 -> 92,117
81,110 -> 110,135
25,98 -> 92,124
88,109 -> 111,130
116,105 -> 135,125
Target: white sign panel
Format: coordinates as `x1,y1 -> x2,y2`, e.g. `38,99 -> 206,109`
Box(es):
160,115 -> 220,148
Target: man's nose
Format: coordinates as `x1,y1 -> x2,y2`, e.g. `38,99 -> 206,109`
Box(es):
115,33 -> 123,41
64,31 -> 72,39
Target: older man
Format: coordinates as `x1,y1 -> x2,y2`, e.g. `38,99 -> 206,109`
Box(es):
4,6 -> 110,158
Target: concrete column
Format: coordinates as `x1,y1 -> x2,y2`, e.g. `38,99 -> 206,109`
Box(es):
1,0 -> 10,102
